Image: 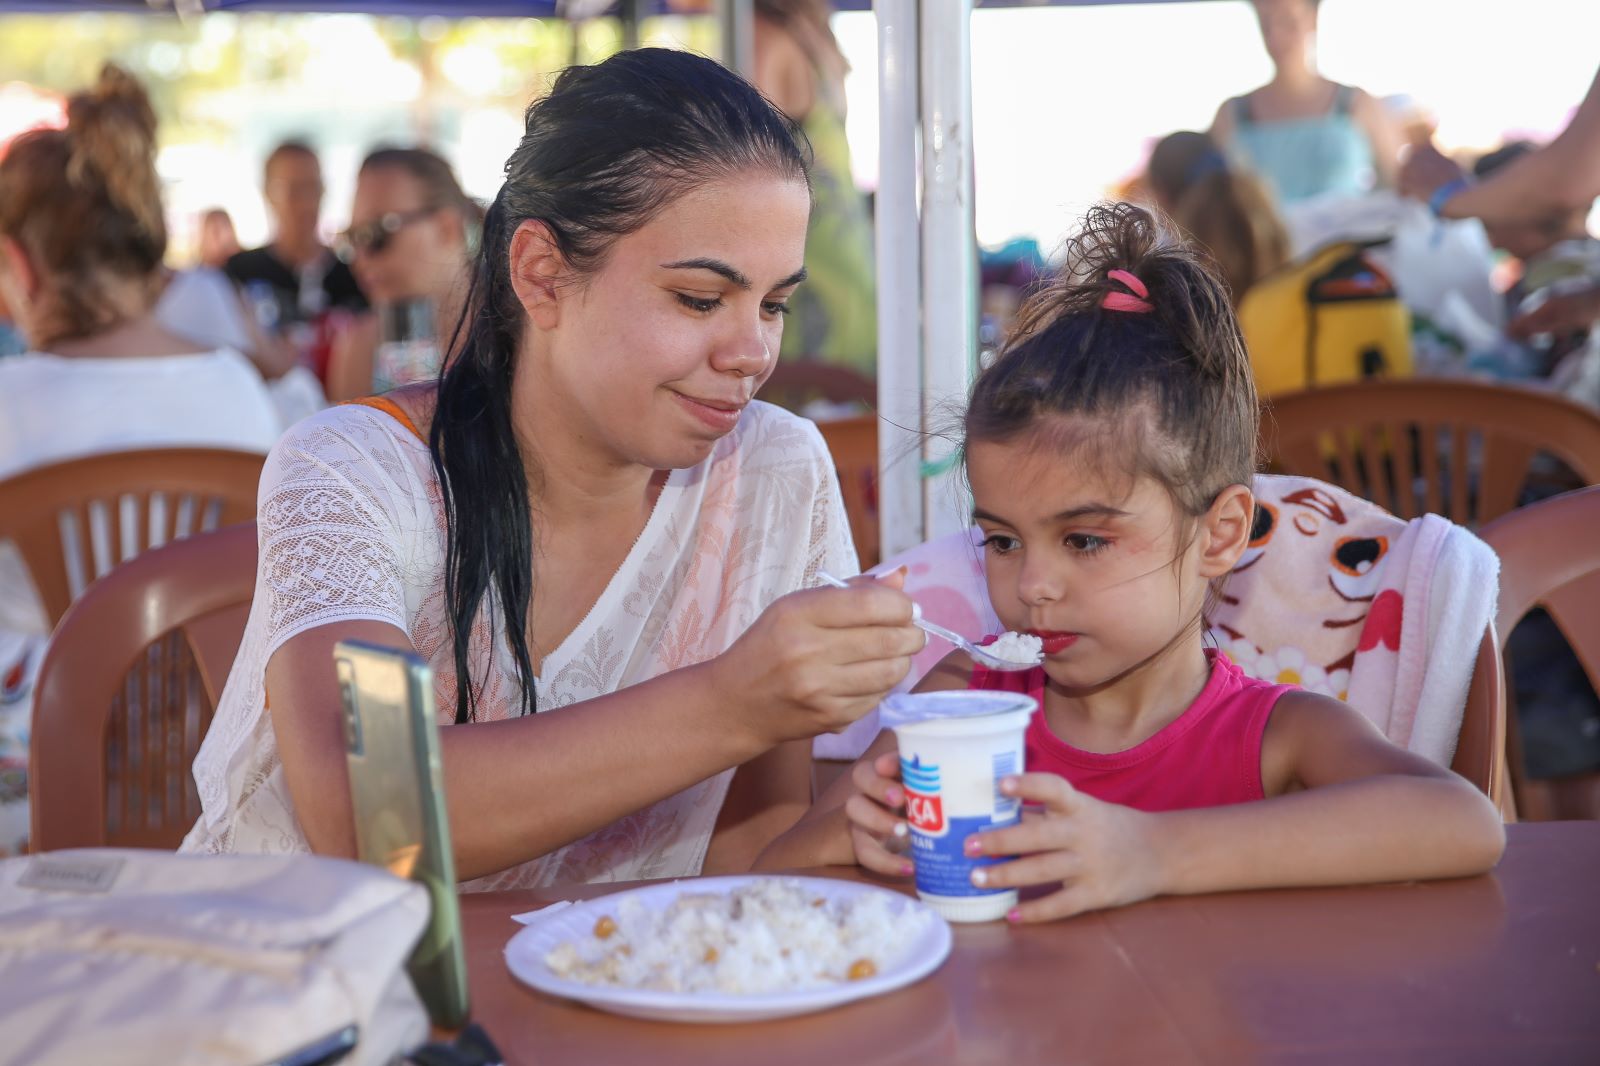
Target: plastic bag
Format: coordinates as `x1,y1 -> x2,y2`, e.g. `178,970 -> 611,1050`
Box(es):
0,849 -> 431,1066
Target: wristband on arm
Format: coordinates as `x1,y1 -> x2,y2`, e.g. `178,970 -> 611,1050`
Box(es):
1428,176 -> 1472,218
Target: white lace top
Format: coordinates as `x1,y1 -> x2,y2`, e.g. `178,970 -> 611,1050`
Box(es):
181,400 -> 857,890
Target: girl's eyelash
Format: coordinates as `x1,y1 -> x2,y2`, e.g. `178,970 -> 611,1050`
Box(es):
980,533 -> 1020,555
1066,533 -> 1110,555
982,532 -> 1109,556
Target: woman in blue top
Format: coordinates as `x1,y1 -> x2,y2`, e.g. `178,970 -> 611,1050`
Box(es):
1210,0 -> 1402,205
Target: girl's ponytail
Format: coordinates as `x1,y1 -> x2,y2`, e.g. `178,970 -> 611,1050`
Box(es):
969,202 -> 1258,520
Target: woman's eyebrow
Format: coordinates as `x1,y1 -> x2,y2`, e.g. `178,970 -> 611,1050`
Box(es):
660,258 -> 807,291
661,257 -> 750,289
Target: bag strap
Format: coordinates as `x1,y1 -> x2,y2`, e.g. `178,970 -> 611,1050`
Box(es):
407,1022 -> 504,1066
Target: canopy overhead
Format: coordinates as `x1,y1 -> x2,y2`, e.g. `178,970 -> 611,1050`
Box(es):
0,1 -> 1220,13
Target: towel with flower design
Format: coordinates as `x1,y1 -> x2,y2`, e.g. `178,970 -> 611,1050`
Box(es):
1209,475 -> 1498,767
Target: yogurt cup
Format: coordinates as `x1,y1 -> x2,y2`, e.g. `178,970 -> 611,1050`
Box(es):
883,691 -> 1035,923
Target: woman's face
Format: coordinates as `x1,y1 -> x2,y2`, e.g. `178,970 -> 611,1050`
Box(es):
347,166 -> 464,305
526,170 -> 811,472
1253,0 -> 1317,70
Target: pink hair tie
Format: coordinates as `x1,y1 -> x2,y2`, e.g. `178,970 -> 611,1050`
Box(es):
1101,269 -> 1153,313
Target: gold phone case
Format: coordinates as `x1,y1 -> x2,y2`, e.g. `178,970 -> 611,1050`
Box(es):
335,640 -> 469,1029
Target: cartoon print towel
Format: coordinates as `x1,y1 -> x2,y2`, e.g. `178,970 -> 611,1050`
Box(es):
1209,475 -> 1498,766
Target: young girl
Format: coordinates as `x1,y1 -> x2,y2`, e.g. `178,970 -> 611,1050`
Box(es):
759,203 -> 1504,920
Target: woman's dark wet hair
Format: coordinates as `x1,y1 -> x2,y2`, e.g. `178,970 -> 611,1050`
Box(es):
431,48 -> 809,722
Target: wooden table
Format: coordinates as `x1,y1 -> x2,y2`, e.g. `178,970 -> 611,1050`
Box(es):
458,822 -> 1600,1065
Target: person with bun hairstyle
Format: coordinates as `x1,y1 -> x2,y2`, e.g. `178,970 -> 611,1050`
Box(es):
1145,130 -> 1291,308
0,65 -> 282,856
763,204 -> 1504,920
324,147 -> 480,400
0,61 -> 281,488
182,48 -> 924,890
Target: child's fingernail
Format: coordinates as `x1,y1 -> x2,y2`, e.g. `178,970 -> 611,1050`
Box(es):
885,786 -> 903,806
900,862 -> 915,876
970,868 -> 988,887
965,837 -> 983,856
893,821 -> 908,838
1006,908 -> 1022,923
1000,777 -> 1018,795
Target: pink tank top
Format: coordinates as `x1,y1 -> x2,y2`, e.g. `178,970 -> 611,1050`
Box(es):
968,650 -> 1294,812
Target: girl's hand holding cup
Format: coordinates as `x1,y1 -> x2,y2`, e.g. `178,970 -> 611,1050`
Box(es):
965,773 -> 1167,924
844,750 -> 916,878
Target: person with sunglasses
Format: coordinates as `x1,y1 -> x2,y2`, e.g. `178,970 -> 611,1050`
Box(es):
323,147 -> 480,401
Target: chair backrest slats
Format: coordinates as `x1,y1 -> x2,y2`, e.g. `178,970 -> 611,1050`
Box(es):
1264,380 -> 1600,528
30,522 -> 258,852
0,448 -> 265,629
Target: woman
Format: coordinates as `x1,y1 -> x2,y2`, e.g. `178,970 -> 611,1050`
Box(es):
0,66 -> 281,477
1145,130 -> 1291,307
0,63 -> 281,483
1210,0 -> 1403,205
182,49 -> 923,890
323,147 -> 477,401
0,65 -> 280,856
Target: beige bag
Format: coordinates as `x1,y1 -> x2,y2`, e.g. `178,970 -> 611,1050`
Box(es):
0,849 -> 430,1066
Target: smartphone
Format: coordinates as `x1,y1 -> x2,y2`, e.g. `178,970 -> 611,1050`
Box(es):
334,639 -> 470,1029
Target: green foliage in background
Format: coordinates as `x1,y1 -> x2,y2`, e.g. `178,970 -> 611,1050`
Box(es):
0,12 -> 719,148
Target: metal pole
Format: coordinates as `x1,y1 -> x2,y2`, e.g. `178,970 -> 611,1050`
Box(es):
715,0 -> 755,78
622,0 -> 648,50
918,0 -> 977,544
874,0 -> 924,559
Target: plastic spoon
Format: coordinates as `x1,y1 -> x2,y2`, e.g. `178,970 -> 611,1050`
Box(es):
815,570 -> 1042,671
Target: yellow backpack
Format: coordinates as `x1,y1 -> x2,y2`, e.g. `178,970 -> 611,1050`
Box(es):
1238,240 -> 1413,398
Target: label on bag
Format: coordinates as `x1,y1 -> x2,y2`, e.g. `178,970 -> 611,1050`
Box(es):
18,854 -> 126,894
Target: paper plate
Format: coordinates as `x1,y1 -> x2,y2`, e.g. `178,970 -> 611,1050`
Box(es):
504,875 -> 952,1024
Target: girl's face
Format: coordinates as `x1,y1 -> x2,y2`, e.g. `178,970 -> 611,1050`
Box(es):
525,171 -> 810,472
966,425 -> 1248,692
348,166 -> 465,305
1252,0 -> 1317,70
